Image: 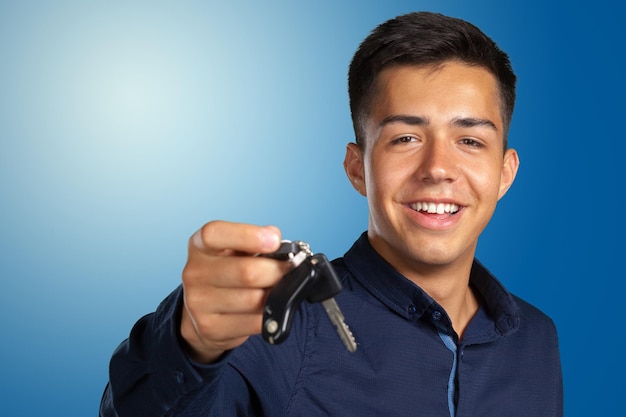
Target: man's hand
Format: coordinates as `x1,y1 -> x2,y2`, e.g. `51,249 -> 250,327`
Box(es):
180,221 -> 289,363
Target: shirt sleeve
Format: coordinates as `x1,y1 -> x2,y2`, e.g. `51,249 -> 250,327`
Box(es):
99,286 -> 230,417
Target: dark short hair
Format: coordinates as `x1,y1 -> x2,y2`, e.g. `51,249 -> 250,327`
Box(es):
348,11 -> 517,149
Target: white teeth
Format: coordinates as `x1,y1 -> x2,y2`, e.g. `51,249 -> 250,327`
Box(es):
410,202 -> 459,214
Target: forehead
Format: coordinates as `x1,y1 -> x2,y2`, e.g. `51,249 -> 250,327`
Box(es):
367,63 -> 504,129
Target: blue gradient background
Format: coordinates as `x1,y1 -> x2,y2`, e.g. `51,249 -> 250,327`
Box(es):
0,1 -> 623,415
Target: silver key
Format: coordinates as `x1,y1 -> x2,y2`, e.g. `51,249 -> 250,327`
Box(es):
321,297 -> 357,352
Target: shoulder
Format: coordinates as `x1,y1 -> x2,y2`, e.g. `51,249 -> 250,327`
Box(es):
509,294 -> 559,349
513,295 -> 557,330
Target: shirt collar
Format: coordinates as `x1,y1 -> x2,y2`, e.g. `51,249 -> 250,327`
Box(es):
343,232 -> 520,339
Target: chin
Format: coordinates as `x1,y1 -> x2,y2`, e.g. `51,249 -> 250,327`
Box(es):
400,238 -> 470,268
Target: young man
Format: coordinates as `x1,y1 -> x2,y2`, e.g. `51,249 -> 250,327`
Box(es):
101,11 -> 563,416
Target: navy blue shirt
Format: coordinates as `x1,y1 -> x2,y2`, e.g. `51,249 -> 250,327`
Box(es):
101,233 -> 563,416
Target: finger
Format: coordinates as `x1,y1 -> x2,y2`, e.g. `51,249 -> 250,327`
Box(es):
196,313 -> 264,340
184,255 -> 291,288
185,287 -> 269,315
190,221 -> 281,255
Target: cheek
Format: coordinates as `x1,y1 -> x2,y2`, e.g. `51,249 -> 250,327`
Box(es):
366,151 -> 413,187
365,159 -> 399,201
466,164 -> 503,203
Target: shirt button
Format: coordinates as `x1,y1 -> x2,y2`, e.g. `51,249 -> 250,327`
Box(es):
431,310 -> 442,321
174,370 -> 185,384
408,304 -> 417,314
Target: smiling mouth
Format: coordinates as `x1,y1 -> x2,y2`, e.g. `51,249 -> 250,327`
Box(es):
409,202 -> 460,215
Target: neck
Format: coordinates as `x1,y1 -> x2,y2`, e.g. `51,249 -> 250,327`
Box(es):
365,233 -> 481,339
403,260 -> 479,340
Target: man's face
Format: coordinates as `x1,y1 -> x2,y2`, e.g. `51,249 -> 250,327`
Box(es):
344,62 -> 519,278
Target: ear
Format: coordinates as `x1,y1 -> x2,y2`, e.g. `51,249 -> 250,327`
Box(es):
498,148 -> 520,200
344,142 -> 367,196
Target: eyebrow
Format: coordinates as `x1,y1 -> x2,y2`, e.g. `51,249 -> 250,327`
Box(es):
379,114 -> 497,131
379,115 -> 428,127
451,117 -> 498,131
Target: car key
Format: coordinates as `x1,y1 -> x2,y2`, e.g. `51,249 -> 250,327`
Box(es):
260,241 -> 357,352
308,254 -> 358,353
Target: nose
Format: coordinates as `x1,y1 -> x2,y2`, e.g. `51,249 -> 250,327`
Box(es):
418,139 -> 458,183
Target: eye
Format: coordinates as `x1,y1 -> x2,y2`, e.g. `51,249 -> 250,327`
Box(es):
391,135 -> 418,145
459,137 -> 484,149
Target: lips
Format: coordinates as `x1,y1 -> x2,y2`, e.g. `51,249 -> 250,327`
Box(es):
409,201 -> 460,214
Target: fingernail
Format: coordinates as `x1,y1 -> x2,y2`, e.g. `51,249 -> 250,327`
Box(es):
261,227 -> 280,250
